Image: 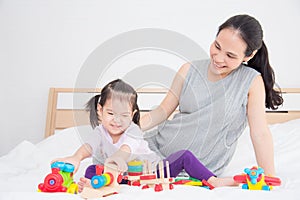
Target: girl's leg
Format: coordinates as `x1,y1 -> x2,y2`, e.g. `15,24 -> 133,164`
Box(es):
164,150 -> 215,181
77,165 -> 96,192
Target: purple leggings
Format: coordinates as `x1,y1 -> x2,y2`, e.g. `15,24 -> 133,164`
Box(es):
85,150 -> 215,181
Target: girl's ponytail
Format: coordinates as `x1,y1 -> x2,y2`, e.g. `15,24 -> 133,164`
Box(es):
132,104 -> 141,126
247,41 -> 283,109
85,94 -> 101,129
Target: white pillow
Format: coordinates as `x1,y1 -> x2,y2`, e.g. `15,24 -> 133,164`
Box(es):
36,125 -> 94,159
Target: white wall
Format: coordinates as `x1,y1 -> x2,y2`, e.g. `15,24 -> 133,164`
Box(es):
0,0 -> 299,156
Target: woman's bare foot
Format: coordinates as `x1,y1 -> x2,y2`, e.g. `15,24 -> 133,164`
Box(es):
78,177 -> 92,193
207,176 -> 239,187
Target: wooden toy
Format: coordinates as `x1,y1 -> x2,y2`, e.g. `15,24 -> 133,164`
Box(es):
80,163 -> 121,198
125,160 -> 174,192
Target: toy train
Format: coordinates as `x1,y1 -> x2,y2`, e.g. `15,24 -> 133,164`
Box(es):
234,166 -> 281,191
38,161 -> 78,194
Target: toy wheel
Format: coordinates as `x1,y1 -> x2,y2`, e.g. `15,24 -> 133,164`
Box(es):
91,176 -> 106,189
44,173 -> 64,192
51,161 -> 65,169
242,184 -> 249,190
262,185 -> 270,191
63,163 -> 75,173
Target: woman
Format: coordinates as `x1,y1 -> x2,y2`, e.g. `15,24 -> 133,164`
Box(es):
140,14 -> 283,176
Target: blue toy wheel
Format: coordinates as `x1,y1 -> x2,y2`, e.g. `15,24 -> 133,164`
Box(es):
51,161 -> 65,169
91,176 -> 106,189
262,185 -> 270,191
242,184 -> 249,190
63,163 -> 75,173
51,161 -> 74,173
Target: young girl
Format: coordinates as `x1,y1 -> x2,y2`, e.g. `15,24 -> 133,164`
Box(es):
53,79 -> 235,192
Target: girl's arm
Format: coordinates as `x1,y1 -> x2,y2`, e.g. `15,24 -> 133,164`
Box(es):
140,63 -> 190,131
52,143 -> 92,173
247,75 -> 275,175
105,144 -> 131,172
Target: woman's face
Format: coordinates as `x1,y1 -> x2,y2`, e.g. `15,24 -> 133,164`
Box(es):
209,28 -> 253,80
98,98 -> 134,137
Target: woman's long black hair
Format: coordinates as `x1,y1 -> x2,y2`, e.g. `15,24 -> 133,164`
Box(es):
218,14 -> 283,109
85,79 -> 140,129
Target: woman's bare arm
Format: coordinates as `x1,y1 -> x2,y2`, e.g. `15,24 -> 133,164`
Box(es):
247,75 -> 275,175
140,63 -> 190,131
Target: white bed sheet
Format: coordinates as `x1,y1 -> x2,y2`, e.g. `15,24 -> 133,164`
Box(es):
0,119 -> 300,200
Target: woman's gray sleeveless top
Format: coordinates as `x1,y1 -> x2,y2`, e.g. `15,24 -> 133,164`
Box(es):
144,59 -> 260,175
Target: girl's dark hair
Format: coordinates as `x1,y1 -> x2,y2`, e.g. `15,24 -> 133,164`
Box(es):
85,79 -> 140,129
218,14 -> 283,110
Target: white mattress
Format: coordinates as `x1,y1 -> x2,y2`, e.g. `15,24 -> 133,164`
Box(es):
1,119 -> 300,200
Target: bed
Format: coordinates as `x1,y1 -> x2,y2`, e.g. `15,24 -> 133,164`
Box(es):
0,87 -> 300,200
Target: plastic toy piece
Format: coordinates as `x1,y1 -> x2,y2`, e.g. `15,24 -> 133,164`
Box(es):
173,177 -> 203,187
264,176 -> 282,186
233,166 -> 281,191
91,172 -> 114,189
173,176 -> 216,190
202,179 -> 215,190
38,161 -> 78,194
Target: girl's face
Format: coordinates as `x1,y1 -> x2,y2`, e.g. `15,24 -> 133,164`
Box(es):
209,28 -> 255,80
98,98 -> 135,138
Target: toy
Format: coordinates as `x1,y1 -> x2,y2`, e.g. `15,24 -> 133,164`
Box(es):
126,160 -> 143,186
173,176 -> 215,190
125,160 -> 215,191
80,163 -> 122,199
90,165 -> 115,189
38,161 -> 78,193
125,160 -> 174,192
233,166 -> 281,191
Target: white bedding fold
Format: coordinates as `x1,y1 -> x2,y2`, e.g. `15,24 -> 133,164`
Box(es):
0,119 -> 299,199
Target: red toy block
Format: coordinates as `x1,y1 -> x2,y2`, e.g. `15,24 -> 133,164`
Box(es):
202,179 -> 215,190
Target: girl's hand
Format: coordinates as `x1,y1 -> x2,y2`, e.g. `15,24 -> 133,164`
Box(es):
104,156 -> 128,172
51,156 -> 81,173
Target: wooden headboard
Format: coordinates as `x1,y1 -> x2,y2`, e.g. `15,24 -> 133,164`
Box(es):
45,88 -> 168,137
45,88 -> 300,138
